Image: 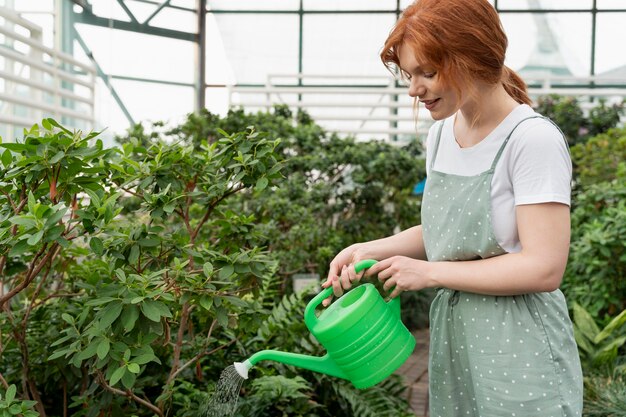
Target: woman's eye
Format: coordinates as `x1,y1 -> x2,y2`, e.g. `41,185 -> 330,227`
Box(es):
424,72 -> 436,79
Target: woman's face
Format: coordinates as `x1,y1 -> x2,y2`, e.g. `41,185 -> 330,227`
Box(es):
398,45 -> 461,120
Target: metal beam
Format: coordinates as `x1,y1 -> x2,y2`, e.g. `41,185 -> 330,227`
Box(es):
72,9 -> 198,42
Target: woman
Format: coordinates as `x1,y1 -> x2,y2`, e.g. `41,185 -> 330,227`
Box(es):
321,0 -> 583,416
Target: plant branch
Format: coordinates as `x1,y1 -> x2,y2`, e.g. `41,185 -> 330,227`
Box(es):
0,189 -> 17,212
166,302 -> 190,385
0,243 -> 59,309
191,184 -> 245,242
96,371 -> 164,417
0,372 -> 9,390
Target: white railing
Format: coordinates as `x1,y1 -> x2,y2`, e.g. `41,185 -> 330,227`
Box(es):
228,74 -> 626,140
0,6 -> 96,141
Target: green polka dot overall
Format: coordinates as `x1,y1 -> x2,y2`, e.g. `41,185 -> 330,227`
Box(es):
421,117 -> 583,417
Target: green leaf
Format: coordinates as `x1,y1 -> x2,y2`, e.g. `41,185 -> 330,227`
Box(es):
573,303 -> 600,342
89,237 -> 104,255
140,300 -> 162,322
216,306 -> 228,328
121,369 -> 136,389
133,353 -> 159,365
219,264 -> 234,280
42,118 -> 52,130
128,244 -> 140,264
138,238 -> 159,247
127,363 -> 140,374
199,295 -> 213,311
76,341 -> 99,361
595,309 -> 626,344
27,230 -> 43,245
9,216 -> 37,229
255,177 -> 269,191
109,366 -> 126,386
121,305 -> 140,332
223,295 -> 248,308
9,240 -> 30,257
6,384 -> 16,403
49,150 -> 65,164
1,149 -> 12,167
99,302 -> 123,328
61,313 -> 74,324
97,339 -> 110,360
203,262 -> 214,278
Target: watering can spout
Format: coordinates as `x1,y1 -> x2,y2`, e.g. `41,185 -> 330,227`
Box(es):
236,350 -> 347,380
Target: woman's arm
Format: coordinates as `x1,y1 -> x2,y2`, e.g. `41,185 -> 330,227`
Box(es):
366,202 -> 570,298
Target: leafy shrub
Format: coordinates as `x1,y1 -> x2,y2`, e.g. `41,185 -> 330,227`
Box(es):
0,113 -> 418,417
534,95 -> 625,146
563,127 -> 626,321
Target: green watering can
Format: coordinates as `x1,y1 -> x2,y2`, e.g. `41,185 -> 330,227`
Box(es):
234,259 -> 416,389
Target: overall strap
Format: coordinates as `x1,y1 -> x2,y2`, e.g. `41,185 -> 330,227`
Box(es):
489,115 -> 543,172
429,120 -> 446,172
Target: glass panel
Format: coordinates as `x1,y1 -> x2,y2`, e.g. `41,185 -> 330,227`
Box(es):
208,0 -> 299,11
597,0 -> 626,9
497,0 -> 593,10
8,0 -> 53,12
595,13 -> 626,77
500,13 -> 592,78
170,0 -> 197,9
212,14 -> 299,84
108,79 -> 195,131
149,7 -> 197,32
303,0 -> 396,11
302,14 -> 397,81
89,0 -> 132,22
75,24 -> 195,83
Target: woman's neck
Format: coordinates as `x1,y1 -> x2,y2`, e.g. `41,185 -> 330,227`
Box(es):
454,84 -> 520,148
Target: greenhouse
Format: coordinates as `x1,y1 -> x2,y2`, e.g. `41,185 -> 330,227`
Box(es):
0,0 -> 625,416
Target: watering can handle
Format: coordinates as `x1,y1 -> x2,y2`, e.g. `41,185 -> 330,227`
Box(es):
305,259 -> 394,328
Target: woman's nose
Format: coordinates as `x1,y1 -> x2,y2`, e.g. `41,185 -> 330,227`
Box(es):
408,78 -> 425,98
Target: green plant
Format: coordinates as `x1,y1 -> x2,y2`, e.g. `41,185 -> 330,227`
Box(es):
0,385 -> 38,417
0,120 -> 282,416
563,127 -> 626,320
573,303 -> 626,376
583,375 -> 626,417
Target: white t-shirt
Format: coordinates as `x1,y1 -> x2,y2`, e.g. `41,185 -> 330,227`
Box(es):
424,104 -> 572,253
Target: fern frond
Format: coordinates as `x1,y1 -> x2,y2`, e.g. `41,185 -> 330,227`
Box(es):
253,292 -> 307,343
330,377 -> 413,417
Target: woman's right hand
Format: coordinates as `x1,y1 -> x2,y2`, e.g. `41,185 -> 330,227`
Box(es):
321,244 -> 370,306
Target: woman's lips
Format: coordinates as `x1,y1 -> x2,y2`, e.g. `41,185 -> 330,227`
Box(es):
421,98 -> 440,110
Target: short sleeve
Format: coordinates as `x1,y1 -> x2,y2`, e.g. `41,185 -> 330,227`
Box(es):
508,120 -> 572,206
425,120 -> 444,176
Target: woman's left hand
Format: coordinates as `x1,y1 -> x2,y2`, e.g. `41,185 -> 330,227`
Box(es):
363,256 -> 433,299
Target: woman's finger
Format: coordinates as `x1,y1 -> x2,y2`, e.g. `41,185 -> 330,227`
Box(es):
340,265 -> 352,290
383,276 -> 396,292
322,295 -> 333,307
388,286 -> 403,299
331,274 -> 344,298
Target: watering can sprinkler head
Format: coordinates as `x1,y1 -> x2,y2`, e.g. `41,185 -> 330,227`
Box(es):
234,360 -> 252,379
235,259 -> 416,389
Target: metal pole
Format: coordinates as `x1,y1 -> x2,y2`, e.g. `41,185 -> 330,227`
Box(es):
196,0 -> 207,111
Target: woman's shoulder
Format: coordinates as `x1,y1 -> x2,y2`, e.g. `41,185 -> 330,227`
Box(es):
507,106 -> 567,149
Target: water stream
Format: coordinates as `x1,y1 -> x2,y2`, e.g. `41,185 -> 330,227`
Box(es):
200,365 -> 245,417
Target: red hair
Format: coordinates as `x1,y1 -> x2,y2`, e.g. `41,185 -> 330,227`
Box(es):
381,0 -> 531,106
